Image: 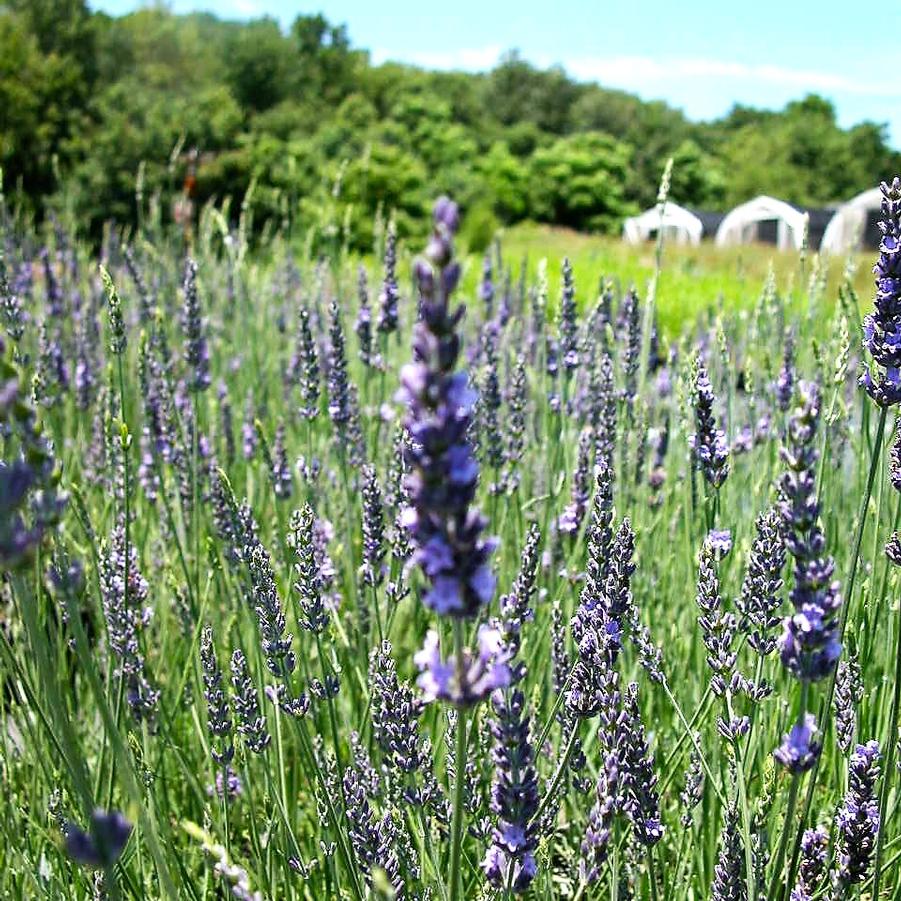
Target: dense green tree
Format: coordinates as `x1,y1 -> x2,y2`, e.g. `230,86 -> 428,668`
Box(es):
224,17 -> 292,112
528,132 -> 636,232
483,51 -> 581,134
290,14 -> 365,108
67,81 -> 242,226
669,140 -> 726,209
0,8 -> 91,198
0,4 -> 896,241
6,0 -> 97,83
715,95 -> 899,208
478,143 -> 532,222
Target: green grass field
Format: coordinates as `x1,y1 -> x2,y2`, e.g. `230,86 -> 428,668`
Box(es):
491,223 -> 871,333
2,199 -> 899,900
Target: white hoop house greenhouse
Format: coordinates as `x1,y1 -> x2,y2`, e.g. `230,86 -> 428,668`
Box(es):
622,203 -> 704,246
820,187 -> 883,254
714,195 -> 807,250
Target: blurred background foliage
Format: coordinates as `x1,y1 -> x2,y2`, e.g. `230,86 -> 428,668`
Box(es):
1,1 -> 899,251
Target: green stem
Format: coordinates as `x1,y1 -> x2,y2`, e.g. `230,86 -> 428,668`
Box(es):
840,406 -> 888,636
787,405 -> 887,889
448,620 -> 468,901
315,633 -> 348,807
726,691 -> 756,899
61,578 -> 179,896
667,829 -> 690,901
871,589 -> 901,901
648,847 -> 660,901
767,681 -> 809,901
768,775 -> 800,901
662,680 -> 727,807
530,718 -> 580,827
418,808 -> 449,901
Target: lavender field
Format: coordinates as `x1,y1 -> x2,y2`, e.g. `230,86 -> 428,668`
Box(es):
2,177 -> 901,901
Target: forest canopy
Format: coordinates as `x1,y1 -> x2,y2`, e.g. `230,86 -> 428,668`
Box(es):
1,1 -> 898,247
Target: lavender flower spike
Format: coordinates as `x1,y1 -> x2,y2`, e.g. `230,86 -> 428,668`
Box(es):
559,258 -> 579,373
327,297 -> 351,429
479,251 -> 494,320
414,625 -> 511,707
230,648 -> 271,754
399,198 -> 508,715
778,381 -> 842,682
557,426 -> 593,535
399,196 -> 497,620
580,750 -> 621,882
369,641 -> 434,803
100,524 -> 159,723
355,265 -> 374,366
695,538 -> 741,698
834,657 -> 863,754
377,220 -> 400,335
181,259 -> 211,392
861,178 -> 901,407
65,810 -> 132,868
790,827 -> 828,901
620,682 -> 664,846
774,713 -> 821,773
738,507 -> 786,658
482,688 -> 539,893
689,355 -> 729,489
200,624 -> 234,766
710,803 -> 746,901
296,306 -> 320,420
835,740 -> 881,886
776,330 -> 796,411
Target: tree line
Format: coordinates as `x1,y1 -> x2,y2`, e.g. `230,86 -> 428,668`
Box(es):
2,0 -> 898,248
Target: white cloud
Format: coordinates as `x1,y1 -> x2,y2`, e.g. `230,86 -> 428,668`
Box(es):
371,45 -> 504,71
224,0 -> 263,16
371,45 -> 899,100
565,56 -> 899,98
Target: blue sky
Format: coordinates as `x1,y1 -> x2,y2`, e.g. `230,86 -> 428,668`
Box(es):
91,1 -> 901,146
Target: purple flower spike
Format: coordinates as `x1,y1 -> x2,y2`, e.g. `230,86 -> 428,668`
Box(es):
689,355 -> 730,489
482,688 -> 539,893
400,197 -> 498,622
377,221 -> 400,335
432,195 -> 460,234
836,740 -> 881,885
773,712 -> 821,773
414,626 -> 511,707
778,381 -> 842,682
705,529 -> 733,558
181,259 -> 210,392
862,178 -> 901,406
65,810 -> 132,868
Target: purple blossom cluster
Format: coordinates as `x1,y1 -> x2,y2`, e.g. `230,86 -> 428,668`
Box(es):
100,523 -> 159,722
862,178 -> 901,406
790,827 -> 828,901
689,356 -> 730,489
376,221 -> 400,336
737,507 -> 786,659
414,625 -> 511,707
397,197 -> 509,707
778,381 -> 842,682
695,535 -> 742,698
482,688 -> 539,892
835,740 -> 881,886
181,259 -> 211,392
65,810 -> 133,868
